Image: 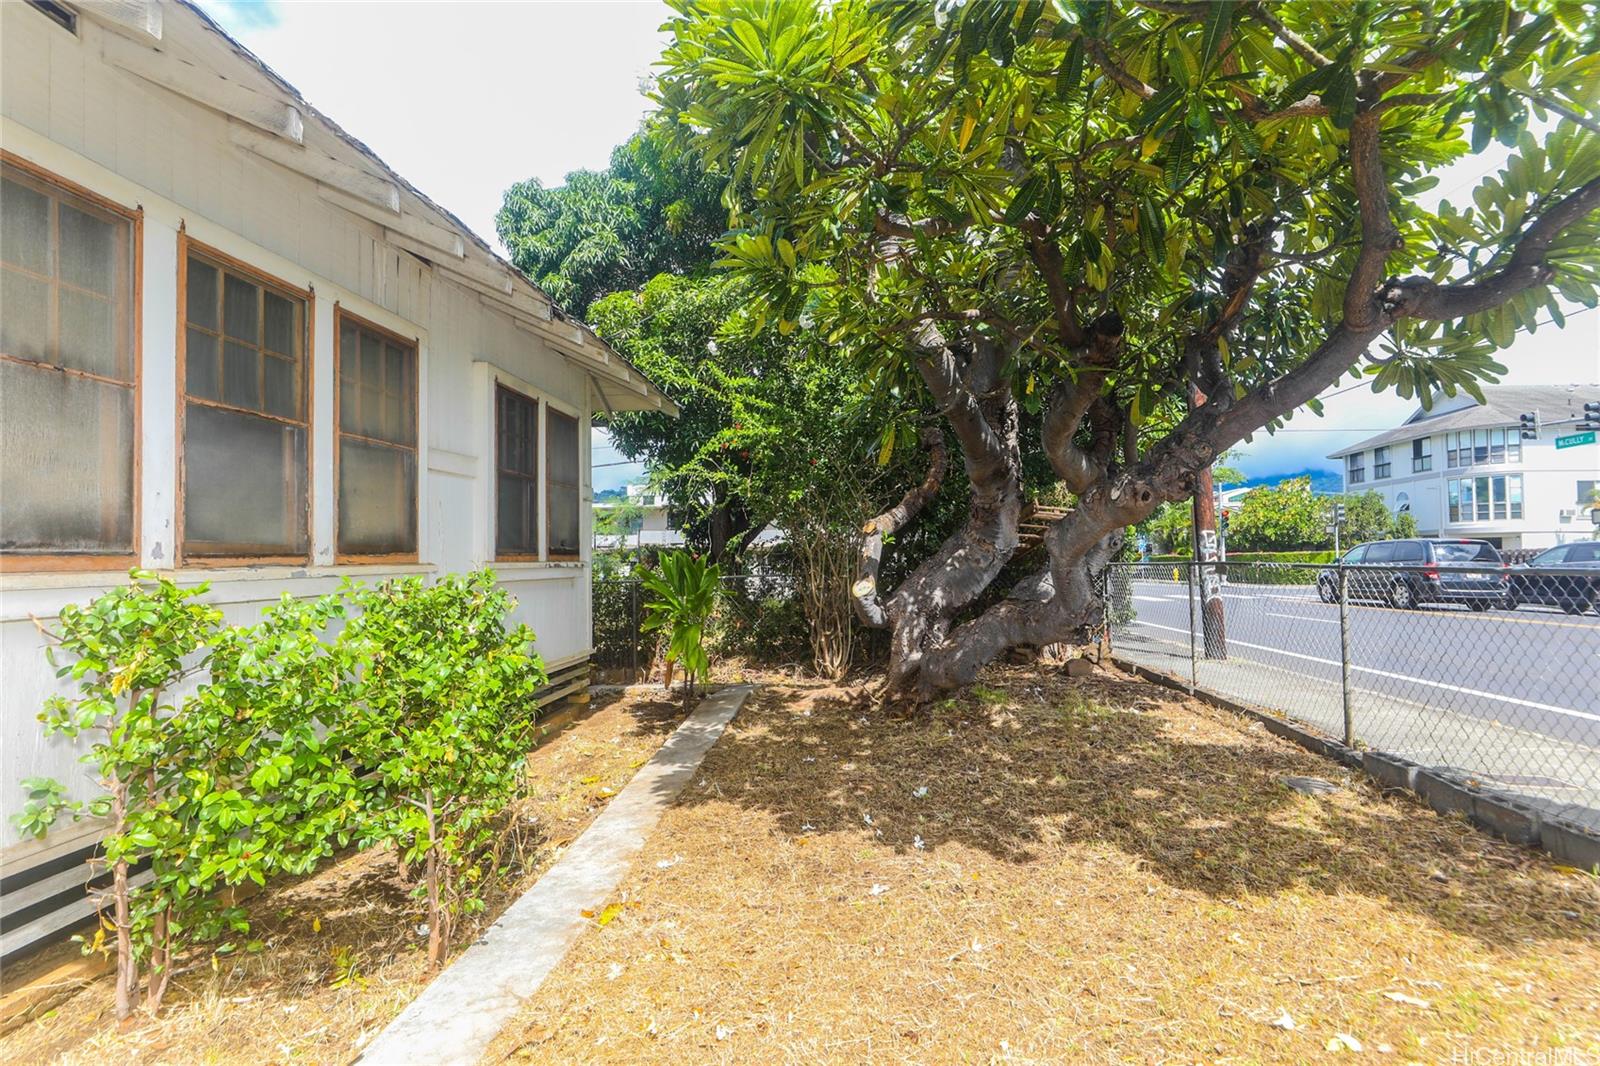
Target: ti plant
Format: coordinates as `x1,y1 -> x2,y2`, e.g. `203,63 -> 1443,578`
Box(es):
637,550 -> 721,708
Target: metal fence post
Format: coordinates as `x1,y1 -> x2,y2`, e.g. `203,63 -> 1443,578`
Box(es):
1186,561 -> 1198,696
1100,567 -> 1113,659
629,579 -> 640,681
1337,564 -> 1354,746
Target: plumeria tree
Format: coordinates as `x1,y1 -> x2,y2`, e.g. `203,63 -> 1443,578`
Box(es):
657,0 -> 1600,702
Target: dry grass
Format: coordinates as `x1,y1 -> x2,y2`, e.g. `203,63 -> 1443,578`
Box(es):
487,667 -> 1600,1065
0,690 -> 688,1066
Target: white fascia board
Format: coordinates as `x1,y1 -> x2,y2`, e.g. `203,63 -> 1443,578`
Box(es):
229,125 -> 400,213
101,30 -> 302,143
315,186 -> 466,259
78,0 -> 163,41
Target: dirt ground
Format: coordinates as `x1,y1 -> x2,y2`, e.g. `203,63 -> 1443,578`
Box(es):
1,689 -> 688,1066
486,666 -> 1600,1065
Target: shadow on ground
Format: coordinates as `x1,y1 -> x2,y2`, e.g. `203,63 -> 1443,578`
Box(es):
661,668 -> 1597,950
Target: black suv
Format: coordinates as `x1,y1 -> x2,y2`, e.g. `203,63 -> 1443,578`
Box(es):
1317,539 -> 1507,610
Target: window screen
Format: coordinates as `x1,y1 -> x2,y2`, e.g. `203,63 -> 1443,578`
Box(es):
546,407 -> 581,557
495,385 -> 539,557
1,163 -> 135,556
181,249 -> 309,558
337,314 -> 418,556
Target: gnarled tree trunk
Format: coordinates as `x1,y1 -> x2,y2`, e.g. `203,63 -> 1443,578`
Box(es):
853,161 -> 1600,706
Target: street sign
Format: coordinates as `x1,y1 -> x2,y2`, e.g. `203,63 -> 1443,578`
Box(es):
1555,431 -> 1596,449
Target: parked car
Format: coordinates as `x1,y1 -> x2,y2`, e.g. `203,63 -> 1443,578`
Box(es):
1507,541 -> 1600,615
1317,539 -> 1507,610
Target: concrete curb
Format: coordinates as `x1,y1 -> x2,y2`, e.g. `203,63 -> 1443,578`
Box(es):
357,685 -> 754,1065
1113,658 -> 1600,873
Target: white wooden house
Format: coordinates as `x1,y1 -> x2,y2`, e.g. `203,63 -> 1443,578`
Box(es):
0,0 -> 674,959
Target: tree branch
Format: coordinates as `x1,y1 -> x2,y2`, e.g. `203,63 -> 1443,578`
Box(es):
1079,32 -> 1155,100
1254,5 -> 1332,68
1341,107 -> 1403,329
1020,220 -> 1088,348
854,428 -> 947,628
1379,173 -> 1600,319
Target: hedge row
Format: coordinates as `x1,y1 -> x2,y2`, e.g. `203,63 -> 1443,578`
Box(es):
16,570 -> 545,1018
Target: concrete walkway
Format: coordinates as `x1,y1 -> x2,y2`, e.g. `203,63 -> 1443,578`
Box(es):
358,685 -> 752,1065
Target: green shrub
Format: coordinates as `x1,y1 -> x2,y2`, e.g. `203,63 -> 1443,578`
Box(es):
16,568 -> 549,1008
334,571 -> 545,967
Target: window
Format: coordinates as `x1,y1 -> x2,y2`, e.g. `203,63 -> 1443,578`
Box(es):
179,244 -> 309,560
1578,480 -> 1597,505
25,1 -> 77,33
1373,445 -> 1391,479
1395,492 -> 1410,514
1412,437 -> 1432,472
1447,475 -> 1522,523
1393,541 -> 1424,563
1569,542 -> 1600,563
1534,545 -> 1571,565
1364,542 -> 1396,563
1506,430 -> 1520,464
1435,541 -> 1500,563
1345,452 -> 1365,485
336,311 -> 417,558
1489,428 -> 1506,465
1342,545 -> 1367,564
546,407 -> 580,558
495,385 -> 539,558
1,159 -> 136,562
1473,428 -> 1489,465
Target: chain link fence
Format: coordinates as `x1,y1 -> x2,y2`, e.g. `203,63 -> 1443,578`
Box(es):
1106,558 -> 1600,831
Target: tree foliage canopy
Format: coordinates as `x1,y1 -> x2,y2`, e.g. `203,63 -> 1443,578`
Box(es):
654,0 -> 1600,700
496,130 -> 728,315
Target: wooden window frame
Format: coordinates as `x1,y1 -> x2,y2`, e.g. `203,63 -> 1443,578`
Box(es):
544,405 -> 582,562
493,383 -> 542,562
0,151 -> 142,574
333,305 -> 420,564
175,234 -> 314,567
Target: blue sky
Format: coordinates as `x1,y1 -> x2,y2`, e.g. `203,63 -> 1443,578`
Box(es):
199,1 -> 1598,491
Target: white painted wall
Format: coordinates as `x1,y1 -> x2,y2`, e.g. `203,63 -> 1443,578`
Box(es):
0,6 -> 599,843
1346,428 -> 1599,547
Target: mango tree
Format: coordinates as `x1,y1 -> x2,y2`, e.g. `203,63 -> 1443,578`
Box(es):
658,0 -> 1600,702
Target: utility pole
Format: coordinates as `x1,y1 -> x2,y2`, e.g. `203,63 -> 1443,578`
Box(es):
1189,384 -> 1227,659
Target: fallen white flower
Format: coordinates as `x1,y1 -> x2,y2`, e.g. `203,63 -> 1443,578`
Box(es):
607,963 -> 624,981
913,835 -> 926,850
912,786 -> 930,798
869,883 -> 890,896
1269,1010 -> 1297,1031
656,855 -> 682,869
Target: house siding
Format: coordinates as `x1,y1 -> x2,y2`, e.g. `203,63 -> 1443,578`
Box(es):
0,2 -> 603,923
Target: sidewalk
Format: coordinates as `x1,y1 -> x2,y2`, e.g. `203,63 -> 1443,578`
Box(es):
1113,628 -> 1600,832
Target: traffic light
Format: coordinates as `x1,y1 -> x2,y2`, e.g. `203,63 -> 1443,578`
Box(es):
1583,401 -> 1600,431
1220,508 -> 1230,533
1519,411 -> 1540,440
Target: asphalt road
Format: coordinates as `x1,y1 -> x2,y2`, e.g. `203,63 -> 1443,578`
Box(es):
1121,579 -> 1600,750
